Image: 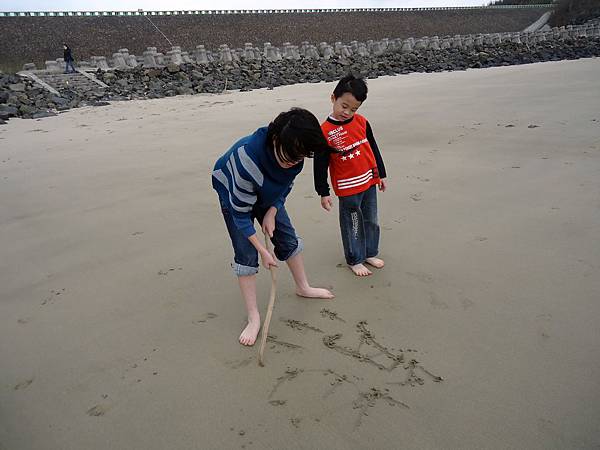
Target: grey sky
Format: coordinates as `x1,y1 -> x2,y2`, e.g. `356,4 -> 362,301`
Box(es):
2,0 -> 489,12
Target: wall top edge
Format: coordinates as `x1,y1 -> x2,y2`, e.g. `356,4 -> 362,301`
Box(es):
0,5 -> 556,17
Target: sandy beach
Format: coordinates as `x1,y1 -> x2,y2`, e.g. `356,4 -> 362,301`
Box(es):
1,58 -> 599,450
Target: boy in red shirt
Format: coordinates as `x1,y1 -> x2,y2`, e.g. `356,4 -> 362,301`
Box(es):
314,75 -> 387,276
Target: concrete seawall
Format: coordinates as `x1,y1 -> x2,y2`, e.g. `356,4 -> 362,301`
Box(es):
0,8 -> 551,71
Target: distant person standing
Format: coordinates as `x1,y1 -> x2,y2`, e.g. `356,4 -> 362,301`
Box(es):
63,44 -> 76,73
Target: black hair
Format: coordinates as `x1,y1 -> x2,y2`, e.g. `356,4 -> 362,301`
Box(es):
332,74 -> 368,102
267,108 -> 332,164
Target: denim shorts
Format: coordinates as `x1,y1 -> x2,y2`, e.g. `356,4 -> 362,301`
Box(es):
219,196 -> 303,276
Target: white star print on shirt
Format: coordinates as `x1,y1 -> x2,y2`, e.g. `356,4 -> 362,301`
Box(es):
355,150 -> 361,156
341,156 -> 347,161
348,153 -> 354,159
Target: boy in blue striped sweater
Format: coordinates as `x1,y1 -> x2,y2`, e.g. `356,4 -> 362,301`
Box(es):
212,108 -> 335,346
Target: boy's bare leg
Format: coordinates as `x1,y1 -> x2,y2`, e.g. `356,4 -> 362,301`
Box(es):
237,274 -> 261,346
365,257 -> 385,269
349,263 -> 372,276
286,253 -> 334,299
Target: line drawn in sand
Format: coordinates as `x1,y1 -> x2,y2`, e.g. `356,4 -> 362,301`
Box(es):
324,321 -> 442,384
280,317 -> 324,333
386,359 -> 443,387
266,335 -> 303,351
320,308 -> 346,323
268,315 -> 443,428
269,367 -> 409,429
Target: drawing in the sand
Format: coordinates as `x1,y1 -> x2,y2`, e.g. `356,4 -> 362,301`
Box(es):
270,310 -> 443,428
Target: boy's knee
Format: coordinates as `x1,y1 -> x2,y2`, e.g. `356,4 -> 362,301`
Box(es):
274,236 -> 303,261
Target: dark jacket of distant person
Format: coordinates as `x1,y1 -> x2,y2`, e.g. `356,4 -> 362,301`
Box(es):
63,45 -> 74,62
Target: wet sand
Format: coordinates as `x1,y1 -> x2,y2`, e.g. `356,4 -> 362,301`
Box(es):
1,58 -> 599,449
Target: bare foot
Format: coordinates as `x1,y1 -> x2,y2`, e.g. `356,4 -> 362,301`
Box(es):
296,286 -> 335,299
349,264 -> 372,276
365,257 -> 385,269
239,315 -> 261,346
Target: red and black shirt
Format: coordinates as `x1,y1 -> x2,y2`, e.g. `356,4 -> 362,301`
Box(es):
314,113 -> 387,197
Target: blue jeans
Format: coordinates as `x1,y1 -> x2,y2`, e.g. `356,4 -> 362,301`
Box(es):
338,185 -> 380,266
65,60 -> 76,73
219,196 -> 303,276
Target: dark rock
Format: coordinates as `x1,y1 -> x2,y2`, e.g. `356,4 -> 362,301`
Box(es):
146,68 -> 162,78
89,100 -> 110,106
51,95 -> 69,106
0,105 -> 19,119
19,104 -> 36,115
176,86 -> 193,95
167,63 -> 181,73
8,83 -> 26,92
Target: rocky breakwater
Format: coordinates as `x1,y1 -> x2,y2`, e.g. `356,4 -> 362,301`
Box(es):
0,71 -> 110,124
2,21 -> 599,124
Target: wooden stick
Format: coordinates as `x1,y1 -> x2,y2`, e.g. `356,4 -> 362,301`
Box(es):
258,234 -> 277,367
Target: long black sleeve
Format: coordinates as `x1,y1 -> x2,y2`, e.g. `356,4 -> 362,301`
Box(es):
366,121 -> 387,179
313,148 -> 331,197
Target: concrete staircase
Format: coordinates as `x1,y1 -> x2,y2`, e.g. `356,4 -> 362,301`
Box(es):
19,69 -> 109,95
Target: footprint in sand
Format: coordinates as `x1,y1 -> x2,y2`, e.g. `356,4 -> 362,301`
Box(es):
535,314 -> 552,341
429,292 -> 449,310
406,271 -> 434,284
194,312 -> 218,324
409,193 -> 423,202
86,404 -> 108,417
14,379 -> 34,390
41,288 -> 66,306
461,297 -> 474,310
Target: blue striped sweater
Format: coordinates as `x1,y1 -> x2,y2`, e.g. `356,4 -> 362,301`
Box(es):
212,127 -> 303,238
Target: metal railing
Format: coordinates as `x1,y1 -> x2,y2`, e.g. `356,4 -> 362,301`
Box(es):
0,5 -> 555,17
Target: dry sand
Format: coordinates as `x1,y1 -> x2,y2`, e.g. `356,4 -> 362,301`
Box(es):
1,58 -> 599,450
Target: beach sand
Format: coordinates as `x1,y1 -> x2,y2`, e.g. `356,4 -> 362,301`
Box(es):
1,58 -> 599,450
